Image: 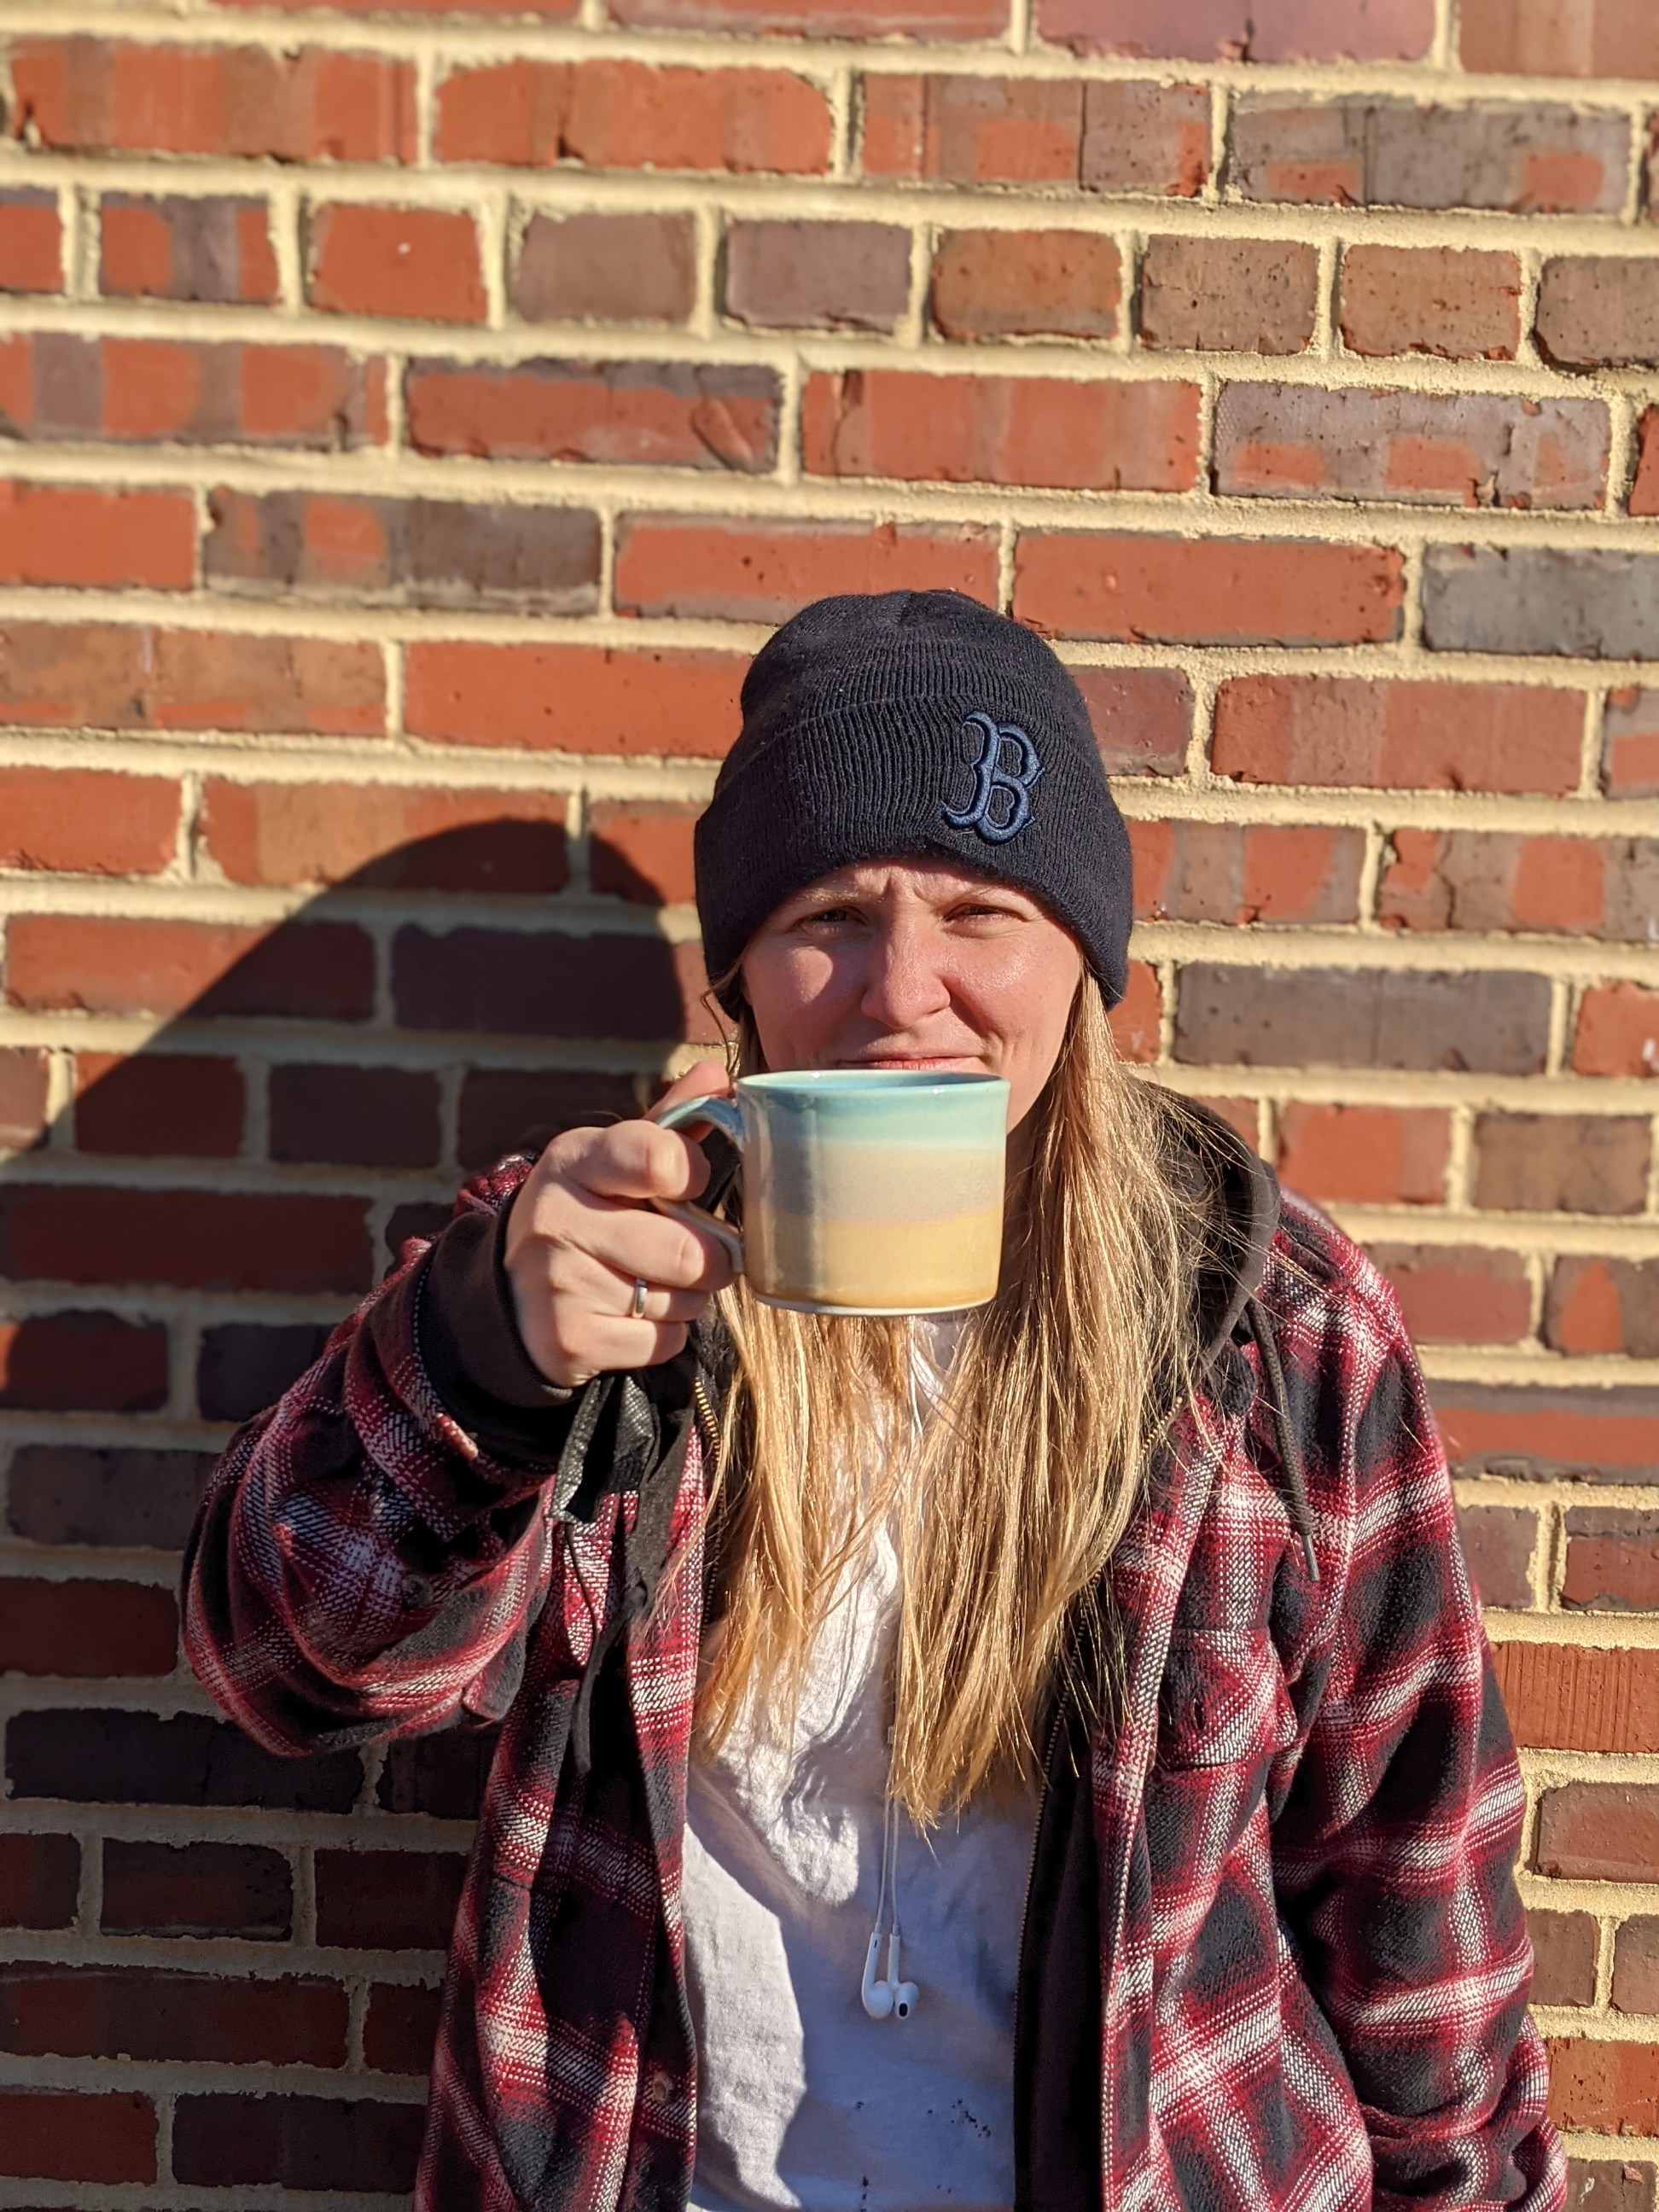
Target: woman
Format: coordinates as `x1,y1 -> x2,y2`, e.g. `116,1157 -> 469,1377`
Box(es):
183,591 -> 1563,2212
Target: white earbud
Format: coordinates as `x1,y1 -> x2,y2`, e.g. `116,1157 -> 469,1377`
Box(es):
861,1927 -> 919,2023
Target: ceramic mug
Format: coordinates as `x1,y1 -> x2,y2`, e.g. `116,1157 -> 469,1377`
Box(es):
652,1068 -> 1010,1315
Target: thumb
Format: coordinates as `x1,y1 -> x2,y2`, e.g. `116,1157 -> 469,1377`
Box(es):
648,1057 -> 736,1125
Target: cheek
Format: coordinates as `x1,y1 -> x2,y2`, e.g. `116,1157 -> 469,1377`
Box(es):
741,944 -> 850,1059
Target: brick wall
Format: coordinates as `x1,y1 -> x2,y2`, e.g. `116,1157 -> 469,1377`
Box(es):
0,0 -> 1656,2201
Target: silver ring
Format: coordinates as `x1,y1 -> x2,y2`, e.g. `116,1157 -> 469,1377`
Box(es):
631,1278 -> 649,1320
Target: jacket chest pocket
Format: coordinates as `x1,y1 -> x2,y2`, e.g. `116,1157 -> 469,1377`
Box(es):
1155,1626 -> 1295,1771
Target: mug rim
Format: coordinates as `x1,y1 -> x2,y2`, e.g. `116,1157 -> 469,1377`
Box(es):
737,1068 -> 1008,1097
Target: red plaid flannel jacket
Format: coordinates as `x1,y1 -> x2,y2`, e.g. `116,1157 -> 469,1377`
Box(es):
183,1162 -> 1563,2212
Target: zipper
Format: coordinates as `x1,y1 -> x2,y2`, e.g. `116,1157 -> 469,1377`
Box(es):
691,1371 -> 721,1457
1013,1695 -> 1066,2039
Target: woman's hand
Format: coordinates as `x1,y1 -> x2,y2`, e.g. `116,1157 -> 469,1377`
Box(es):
502,1060 -> 738,1389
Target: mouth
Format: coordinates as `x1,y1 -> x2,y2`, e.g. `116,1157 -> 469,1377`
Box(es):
834,1052 -> 981,1070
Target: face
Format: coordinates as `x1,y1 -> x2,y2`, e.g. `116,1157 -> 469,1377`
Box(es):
738,857 -> 1086,1133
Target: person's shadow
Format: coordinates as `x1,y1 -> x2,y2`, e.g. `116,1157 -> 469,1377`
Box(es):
0,815 -> 723,2185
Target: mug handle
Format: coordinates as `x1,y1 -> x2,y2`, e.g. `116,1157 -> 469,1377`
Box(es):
649,1094 -> 745,1272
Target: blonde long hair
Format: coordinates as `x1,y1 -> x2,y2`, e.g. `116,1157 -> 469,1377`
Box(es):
695,984 -> 1216,1827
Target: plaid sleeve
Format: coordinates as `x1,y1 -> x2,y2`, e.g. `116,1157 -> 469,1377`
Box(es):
181,1160 -> 564,1757
1270,1260 -> 1564,2212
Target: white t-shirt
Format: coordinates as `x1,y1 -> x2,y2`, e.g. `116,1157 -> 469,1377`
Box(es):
683,1319 -> 1035,2212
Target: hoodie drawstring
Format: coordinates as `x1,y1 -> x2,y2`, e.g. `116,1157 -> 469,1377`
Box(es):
1243,1294 -> 1318,1581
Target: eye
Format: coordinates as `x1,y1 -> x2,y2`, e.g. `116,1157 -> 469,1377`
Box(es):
792,904 -> 863,931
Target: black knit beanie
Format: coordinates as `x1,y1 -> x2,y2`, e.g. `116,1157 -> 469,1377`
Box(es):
694,591 -> 1133,1014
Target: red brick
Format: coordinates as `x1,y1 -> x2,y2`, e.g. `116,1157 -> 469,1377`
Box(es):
612,0 -> 1007,30
590,802 -> 701,905
1074,667 -> 1190,776
515,210 -> 696,325
377,1732 -> 496,1819
726,221 -> 911,333
198,1324 -> 334,1424
315,1850 -> 467,1950
458,1069 -> 644,1170
7,1707 -> 362,1812
1563,2159 -> 1655,2210
802,370 -> 1198,493
615,516 -> 998,623
0,2088 -> 155,2183
1340,246 -> 1522,361
0,1834 -> 79,1930
1182,967 -> 1551,1075
1369,1243 -> 1532,1345
1131,820 -> 1363,925
931,229 -> 1120,342
0,765 -> 180,873
1380,830 -> 1656,939
1277,1103 -> 1451,1206
1190,1096 -> 1260,1148
1549,2040 -> 1659,2136
1631,410 -> 1659,518
201,780 -> 568,894
0,1046 -> 49,1150
1575,986 -> 1659,1079
1435,1383 -> 1659,1483
1540,1785 -> 1659,1880
1211,677 -> 1583,797
172,2094 -> 423,2192
1530,1910 -> 1599,2005
1614,1921 -> 1659,2015
103,1838 -> 291,1939
75,1052 -> 246,1161
0,1578 -> 178,1676
100,192 -> 276,303
393,928 -> 720,1046
1081,81 -> 1210,195
1563,1510 -> 1659,1612
8,1442 -> 212,1551
1493,1640 -> 1659,1753
435,58 -> 831,175
1455,1504 -> 1537,1609
1108,960 -> 1161,1063
271,1066 -> 440,1170
1461,0 -> 1659,77
6,915 -> 374,1023
1474,1112 -> 1650,1215
1015,533 -> 1405,646
1539,259 -> 1659,372
309,203 -> 486,325
405,356 -> 779,474
862,74 -> 1074,183
1037,0 -> 1432,59
0,1963 -> 344,2067
1214,384 -> 1607,511
0,481 -> 195,591
0,1313 -> 169,1413
0,333 -> 386,450
0,189 -> 61,292
10,38 -> 415,161
0,1187 -> 372,1295
404,642 -> 744,756
1549,1260 -> 1659,1360
365,1982 -> 443,2075
0,624 -> 382,737
1139,236 -> 1318,354
208,0 -> 575,12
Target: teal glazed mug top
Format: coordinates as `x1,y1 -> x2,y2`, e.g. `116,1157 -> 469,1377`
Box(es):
653,1068 -> 1011,1316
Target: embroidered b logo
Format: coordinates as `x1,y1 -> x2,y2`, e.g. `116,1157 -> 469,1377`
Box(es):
942,712 -> 1043,844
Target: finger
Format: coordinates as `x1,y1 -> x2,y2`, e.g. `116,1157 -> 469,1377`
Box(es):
598,1271 -> 713,1326
568,1202 -> 736,1293
648,1058 -> 735,1123
565,1118 -> 713,1205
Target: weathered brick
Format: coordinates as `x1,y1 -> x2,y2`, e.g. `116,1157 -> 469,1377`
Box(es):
931,229 -> 1121,341
0,1047 -> 49,1151
1494,1640 -> 1659,1752
0,1187 -> 373,1294
1461,0 -> 1659,78
1212,676 -> 1583,796
1455,1504 -> 1537,1608
1563,1508 -> 1659,1611
1138,236 -> 1318,354
201,778 -> 568,894
515,211 -> 696,325
1014,533 -> 1405,645
75,1053 -> 244,1159
1540,1785 -> 1659,1879
1174,965 -> 1551,1074
1369,1244 -> 1532,1344
0,623 -> 383,736
1549,2040 -> 1659,2136
0,189 -> 62,292
1074,667 -> 1191,776
6,915 -> 375,1023
1615,1922 -> 1659,2016
197,1323 -> 334,1424
457,1070 -> 643,1170
1340,245 -> 1522,360
103,1838 -> 292,1940
393,928 -> 718,1045
0,332 -> 386,450
208,0 -> 577,11
364,1982 -> 443,2075
1131,820 -> 1364,924
1539,258 -> 1659,370
172,2094 -> 424,2192
100,192 -> 276,303
0,482 -> 195,591
315,1850 -> 468,1950
435,58 -> 832,175
1549,1260 -> 1659,1360
1575,984 -> 1659,1079
1231,96 -> 1627,213
0,1834 -> 79,1930
1214,384 -> 1607,510
1563,2160 -> 1655,2212
1037,0 -> 1431,59
6,1708 -> 360,1812
7,1445 -> 212,1551
611,0 -> 1008,30
1473,1112 -> 1650,1214
309,203 -> 486,324
1080,81 -> 1211,195
0,1963 -> 346,2066
1530,1910 -> 1599,2005
1108,961 -> 1162,1064
271,1066 -> 441,1170
0,1579 -> 178,1677
802,370 -> 1200,492
861,74 -> 1080,183
1436,1382 -> 1659,1482
615,516 -> 998,623
1631,410 -> 1659,519
1423,546 -> 1659,661
725,221 -> 911,333
10,37 -> 416,161
590,802 -> 701,906
1278,1099 -> 1446,1207
1380,830 -> 1658,940
0,1316 -> 170,1416
404,642 -> 744,757
405,356 -> 779,474
0,2088 -> 155,2184
0,764 -> 181,873
377,1728 -> 498,1819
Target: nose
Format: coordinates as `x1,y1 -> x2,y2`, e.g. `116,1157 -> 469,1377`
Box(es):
858,913 -> 952,1033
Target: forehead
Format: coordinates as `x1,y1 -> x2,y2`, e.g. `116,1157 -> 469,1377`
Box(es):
784,856 -> 1037,905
